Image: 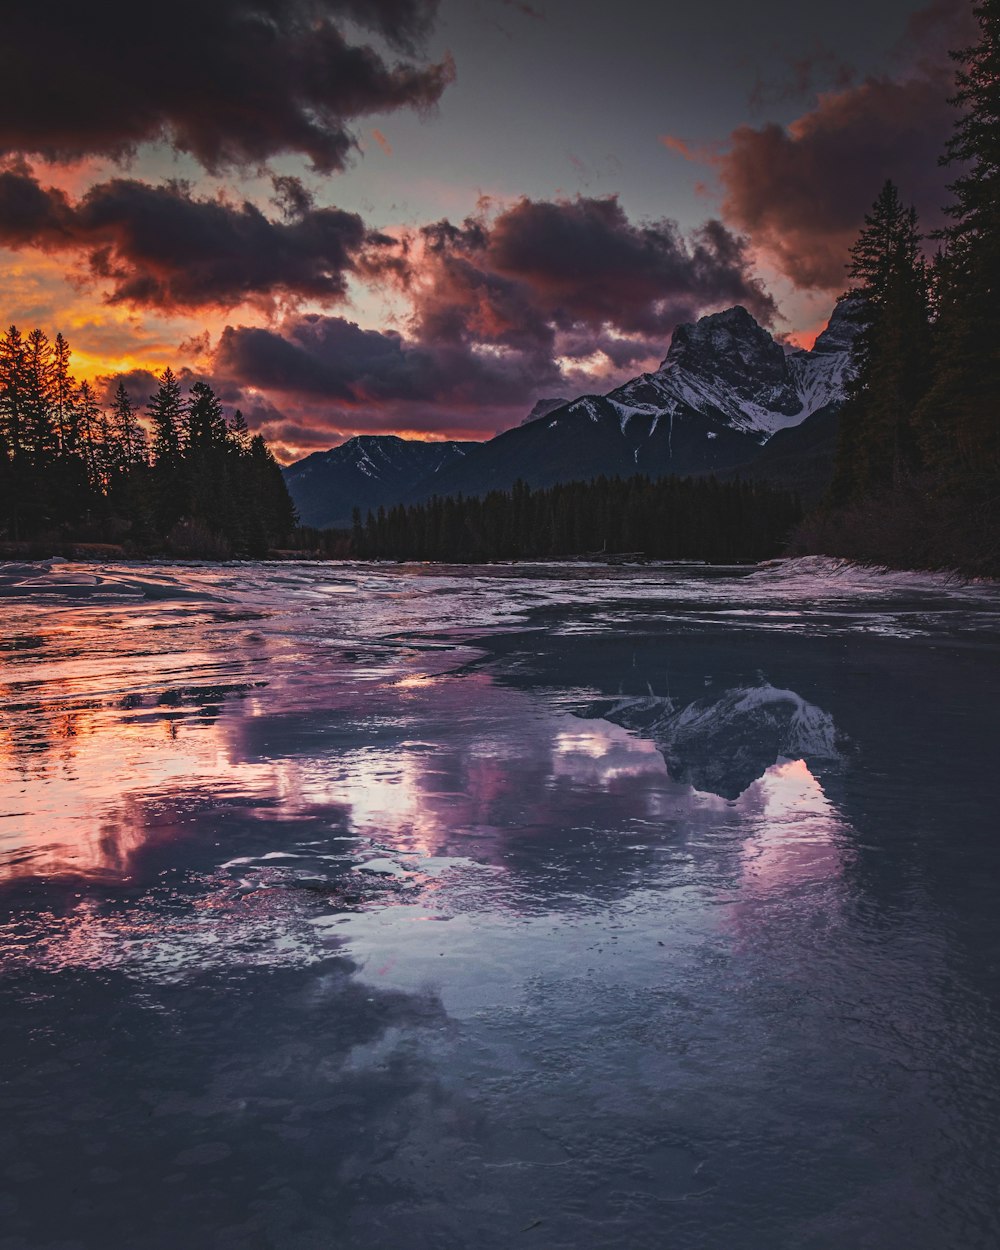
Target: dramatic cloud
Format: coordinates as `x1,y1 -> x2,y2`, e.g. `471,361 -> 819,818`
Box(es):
4,169 -> 779,449
392,195 -> 777,356
0,167 -> 381,310
719,78 -> 955,290
714,0 -> 976,291
0,0 -> 453,173
216,314 -> 559,409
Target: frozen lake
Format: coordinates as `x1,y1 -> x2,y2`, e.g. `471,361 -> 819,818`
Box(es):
2,557 -> 1000,1249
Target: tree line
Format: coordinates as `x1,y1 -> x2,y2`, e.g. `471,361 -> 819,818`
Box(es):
352,476 -> 803,563
0,330 -> 296,556
801,0 -> 1000,574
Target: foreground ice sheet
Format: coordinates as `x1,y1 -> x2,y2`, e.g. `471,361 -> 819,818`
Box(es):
1,559 -> 999,1249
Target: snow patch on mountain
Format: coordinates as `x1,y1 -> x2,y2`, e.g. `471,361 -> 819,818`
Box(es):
569,398 -> 603,423
608,399 -> 661,433
285,296 -> 861,523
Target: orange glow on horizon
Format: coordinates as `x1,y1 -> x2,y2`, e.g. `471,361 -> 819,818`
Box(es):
269,427 -> 494,465
784,321 -> 825,352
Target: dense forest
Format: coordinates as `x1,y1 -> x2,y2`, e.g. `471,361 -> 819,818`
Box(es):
352,476 -> 802,563
798,0 -> 1000,575
0,334 -> 296,557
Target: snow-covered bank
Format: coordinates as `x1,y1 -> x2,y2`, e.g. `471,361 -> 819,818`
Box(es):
748,555 -> 998,595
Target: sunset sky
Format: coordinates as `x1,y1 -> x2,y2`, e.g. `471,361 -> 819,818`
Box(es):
0,0 -> 974,460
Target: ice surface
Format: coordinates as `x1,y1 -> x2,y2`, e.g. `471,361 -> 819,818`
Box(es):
0,559 -> 220,600
2,557 -> 999,1249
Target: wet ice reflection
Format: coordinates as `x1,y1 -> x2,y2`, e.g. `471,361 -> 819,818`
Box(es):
736,757 -> 847,895
2,560 -> 999,1249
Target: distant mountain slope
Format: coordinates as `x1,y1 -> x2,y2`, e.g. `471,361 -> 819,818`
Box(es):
283,299 -> 860,526
408,394 -> 764,501
284,435 -> 475,529
722,406 -> 843,503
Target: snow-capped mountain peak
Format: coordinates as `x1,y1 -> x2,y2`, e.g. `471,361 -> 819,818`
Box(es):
602,298 -> 860,439
652,305 -> 804,434
617,298 -> 860,440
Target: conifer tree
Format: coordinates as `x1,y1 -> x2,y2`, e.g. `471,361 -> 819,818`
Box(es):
916,0 -> 1000,495
186,381 -> 227,453
51,333 -> 75,453
74,380 -> 103,489
183,381 -> 229,534
146,368 -> 186,535
110,381 -> 146,469
0,325 -> 28,457
22,329 -> 56,460
148,368 -> 184,465
830,181 -> 932,502
246,432 -> 297,546
228,408 -> 251,454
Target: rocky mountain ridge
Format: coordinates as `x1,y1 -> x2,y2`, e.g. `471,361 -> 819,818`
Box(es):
284,435 -> 474,530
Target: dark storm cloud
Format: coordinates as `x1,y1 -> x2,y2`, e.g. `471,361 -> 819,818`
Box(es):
409,195 -> 778,339
0,167 -> 379,310
216,313 -> 558,408
0,0 -> 453,172
717,0 -> 977,291
217,320 -> 410,401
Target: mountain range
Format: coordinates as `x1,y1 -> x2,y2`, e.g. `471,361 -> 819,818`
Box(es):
284,436 -> 475,531
284,298 -> 860,529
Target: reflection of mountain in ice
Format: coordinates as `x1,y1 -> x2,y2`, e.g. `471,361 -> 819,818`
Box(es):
594,683 -> 839,800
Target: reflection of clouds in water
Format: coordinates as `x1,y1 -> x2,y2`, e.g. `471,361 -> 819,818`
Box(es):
552,724 -> 665,785
0,699 -> 280,881
2,644 -> 851,892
